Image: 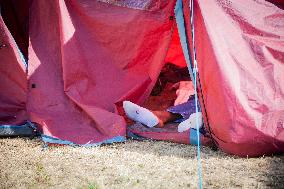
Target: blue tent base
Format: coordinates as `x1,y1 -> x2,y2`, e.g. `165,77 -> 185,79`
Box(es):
0,121 -> 38,137
41,135 -> 126,147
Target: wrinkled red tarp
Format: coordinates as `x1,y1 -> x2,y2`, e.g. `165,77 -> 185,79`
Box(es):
28,0 -> 176,144
184,0 -> 284,156
0,16 -> 27,125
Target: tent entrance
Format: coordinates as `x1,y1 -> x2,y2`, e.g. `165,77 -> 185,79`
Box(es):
126,63 -> 212,145
125,17 -> 212,146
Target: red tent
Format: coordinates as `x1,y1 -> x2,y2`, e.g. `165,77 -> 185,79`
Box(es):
1,0 -> 283,156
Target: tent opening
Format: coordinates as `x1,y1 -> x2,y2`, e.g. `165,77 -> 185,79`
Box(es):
124,20 -> 212,146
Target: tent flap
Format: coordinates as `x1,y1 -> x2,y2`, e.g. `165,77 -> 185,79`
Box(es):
0,15 -> 27,126
28,0 -> 176,145
187,0 -> 284,156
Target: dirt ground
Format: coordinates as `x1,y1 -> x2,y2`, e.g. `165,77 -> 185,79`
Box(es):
0,137 -> 283,189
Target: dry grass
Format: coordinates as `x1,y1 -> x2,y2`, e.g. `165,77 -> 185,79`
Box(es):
0,138 -> 283,189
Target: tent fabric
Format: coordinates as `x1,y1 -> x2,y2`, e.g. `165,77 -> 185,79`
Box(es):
1,0 -> 283,156
164,22 -> 187,68
0,16 -> 28,126
183,0 -> 284,156
28,0 -> 176,145
128,123 -> 212,146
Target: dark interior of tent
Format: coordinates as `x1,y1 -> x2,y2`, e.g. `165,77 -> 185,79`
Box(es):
1,0 -> 283,157
0,0 -> 28,58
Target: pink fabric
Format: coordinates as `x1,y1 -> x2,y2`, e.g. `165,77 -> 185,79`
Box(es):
28,0 -> 176,144
183,0 -> 284,156
0,16 -> 27,125
128,123 -> 212,146
165,22 -> 187,67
